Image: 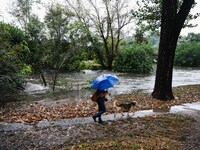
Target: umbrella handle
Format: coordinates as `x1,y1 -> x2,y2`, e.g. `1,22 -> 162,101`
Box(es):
99,92 -> 107,98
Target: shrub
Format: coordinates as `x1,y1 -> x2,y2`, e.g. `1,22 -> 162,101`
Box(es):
0,22 -> 29,103
113,43 -> 154,73
175,42 -> 200,67
81,60 -> 102,70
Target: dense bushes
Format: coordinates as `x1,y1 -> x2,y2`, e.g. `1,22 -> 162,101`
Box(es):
0,22 -> 29,103
0,56 -> 24,102
175,42 -> 200,67
113,43 -> 155,73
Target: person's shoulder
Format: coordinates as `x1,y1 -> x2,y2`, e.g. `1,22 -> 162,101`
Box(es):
97,90 -> 104,93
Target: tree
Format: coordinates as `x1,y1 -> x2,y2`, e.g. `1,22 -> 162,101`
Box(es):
0,22 -> 30,103
152,0 -> 195,100
133,0 -> 199,33
67,0 -> 133,69
9,0 -> 41,33
26,15 -> 48,86
186,33 -> 200,42
44,3 -> 72,91
8,0 -> 48,86
134,26 -> 148,44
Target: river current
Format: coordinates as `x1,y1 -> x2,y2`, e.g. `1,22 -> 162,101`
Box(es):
23,67 -> 200,101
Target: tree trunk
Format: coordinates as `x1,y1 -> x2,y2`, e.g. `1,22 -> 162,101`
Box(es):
52,70 -> 58,91
40,70 -> 47,87
152,0 -> 194,100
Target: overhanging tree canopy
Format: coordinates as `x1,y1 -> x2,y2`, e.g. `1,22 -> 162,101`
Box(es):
132,0 -> 199,33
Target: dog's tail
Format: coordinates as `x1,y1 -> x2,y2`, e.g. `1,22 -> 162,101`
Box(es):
130,101 -> 137,106
113,100 -> 121,107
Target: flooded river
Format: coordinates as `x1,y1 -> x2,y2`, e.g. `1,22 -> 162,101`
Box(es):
23,67 -> 200,101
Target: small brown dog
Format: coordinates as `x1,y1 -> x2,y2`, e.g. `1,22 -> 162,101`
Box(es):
113,100 -> 137,117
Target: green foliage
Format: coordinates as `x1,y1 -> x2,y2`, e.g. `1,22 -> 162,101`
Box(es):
80,60 -> 102,70
134,27 -> 148,44
175,42 -> 200,67
186,33 -> 200,42
67,21 -> 97,70
65,59 -> 82,71
44,4 -> 73,70
25,15 -> 47,73
19,64 -> 32,76
133,0 -> 199,33
0,22 -> 29,103
113,43 -> 154,73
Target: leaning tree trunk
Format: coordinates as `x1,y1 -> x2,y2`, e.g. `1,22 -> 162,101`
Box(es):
40,70 -> 47,87
52,70 -> 58,91
152,0 -> 194,100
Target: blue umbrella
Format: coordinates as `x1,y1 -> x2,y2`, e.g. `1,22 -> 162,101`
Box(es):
91,74 -> 119,90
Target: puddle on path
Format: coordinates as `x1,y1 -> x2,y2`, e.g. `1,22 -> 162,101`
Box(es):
1,102 -> 200,132
104,102 -> 200,121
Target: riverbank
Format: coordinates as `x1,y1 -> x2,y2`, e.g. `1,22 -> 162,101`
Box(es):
0,84 -> 200,149
1,84 -> 200,123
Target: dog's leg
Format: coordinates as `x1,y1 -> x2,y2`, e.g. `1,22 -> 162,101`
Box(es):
127,112 -> 129,117
114,113 -> 116,118
128,112 -> 135,117
114,112 -> 124,118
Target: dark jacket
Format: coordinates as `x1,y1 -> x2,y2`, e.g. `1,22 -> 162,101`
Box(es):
96,90 -> 107,112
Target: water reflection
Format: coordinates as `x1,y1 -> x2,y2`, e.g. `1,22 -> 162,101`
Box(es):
24,67 -> 200,101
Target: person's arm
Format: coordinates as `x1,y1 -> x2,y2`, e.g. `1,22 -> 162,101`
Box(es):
99,91 -> 108,98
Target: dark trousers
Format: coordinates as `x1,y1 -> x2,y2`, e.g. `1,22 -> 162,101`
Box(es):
93,99 -> 106,123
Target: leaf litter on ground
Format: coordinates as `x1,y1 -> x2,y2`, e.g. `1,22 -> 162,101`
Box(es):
0,84 -> 200,124
0,85 -> 200,150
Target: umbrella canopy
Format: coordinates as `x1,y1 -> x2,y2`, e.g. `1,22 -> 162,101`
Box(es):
91,74 -> 119,90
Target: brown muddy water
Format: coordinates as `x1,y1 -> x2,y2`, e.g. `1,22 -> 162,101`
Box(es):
23,67 -> 200,102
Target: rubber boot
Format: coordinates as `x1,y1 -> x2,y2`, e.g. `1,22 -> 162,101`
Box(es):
98,116 -> 103,123
92,115 -> 97,122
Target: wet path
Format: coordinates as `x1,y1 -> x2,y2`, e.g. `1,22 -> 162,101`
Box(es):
1,102 -> 200,132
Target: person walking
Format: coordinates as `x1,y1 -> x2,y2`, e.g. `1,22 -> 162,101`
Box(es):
91,74 -> 118,123
92,89 -> 108,123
